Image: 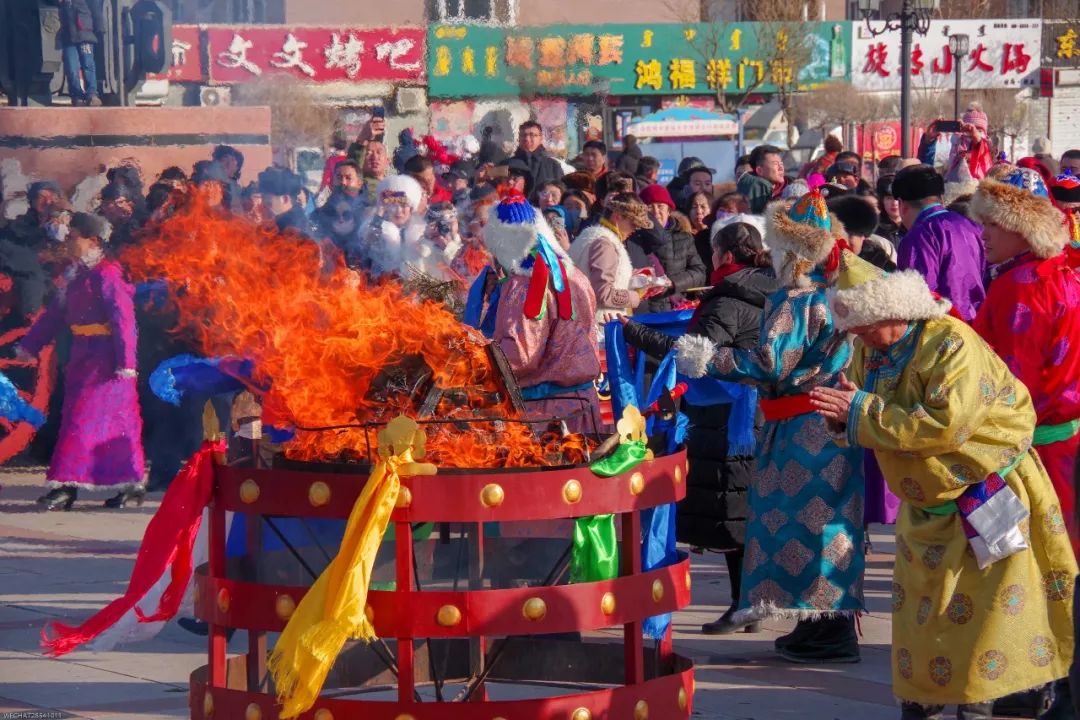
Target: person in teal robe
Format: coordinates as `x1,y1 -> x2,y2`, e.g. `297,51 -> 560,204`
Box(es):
676,191 -> 864,663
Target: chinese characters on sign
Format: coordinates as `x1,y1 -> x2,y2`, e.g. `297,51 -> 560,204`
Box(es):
851,20 -> 1042,90
428,23 -> 850,97
205,27 -> 425,84
147,24 -> 202,82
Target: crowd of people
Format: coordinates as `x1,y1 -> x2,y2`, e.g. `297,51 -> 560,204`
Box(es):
3,103 -> 1080,718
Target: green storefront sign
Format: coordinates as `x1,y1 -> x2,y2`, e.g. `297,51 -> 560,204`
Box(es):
428,22 -> 851,97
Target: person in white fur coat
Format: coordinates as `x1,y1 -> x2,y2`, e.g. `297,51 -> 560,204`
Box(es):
364,175 -> 424,277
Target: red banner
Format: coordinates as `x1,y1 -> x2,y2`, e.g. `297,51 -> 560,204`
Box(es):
205,27 -> 425,84
857,121 -> 927,161
149,24 -> 203,82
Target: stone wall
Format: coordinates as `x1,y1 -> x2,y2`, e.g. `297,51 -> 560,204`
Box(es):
0,106 -> 272,198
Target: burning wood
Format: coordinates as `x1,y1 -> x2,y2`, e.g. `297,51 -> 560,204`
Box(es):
123,197 -> 595,469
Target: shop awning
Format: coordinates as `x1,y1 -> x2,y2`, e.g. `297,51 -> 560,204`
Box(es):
626,107 -> 739,139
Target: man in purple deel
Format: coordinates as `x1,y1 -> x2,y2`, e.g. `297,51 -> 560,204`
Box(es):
893,164 -> 986,321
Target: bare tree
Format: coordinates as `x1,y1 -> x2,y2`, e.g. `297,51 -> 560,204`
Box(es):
752,5 -> 816,148
664,0 -> 814,142
909,84 -> 952,128
935,0 -> 994,20
793,81 -> 866,138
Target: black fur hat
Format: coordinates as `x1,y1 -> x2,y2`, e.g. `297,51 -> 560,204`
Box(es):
827,195 -> 880,238
257,168 -> 302,198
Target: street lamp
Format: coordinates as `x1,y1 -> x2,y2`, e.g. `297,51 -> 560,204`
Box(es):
948,33 -> 970,121
858,0 -> 937,157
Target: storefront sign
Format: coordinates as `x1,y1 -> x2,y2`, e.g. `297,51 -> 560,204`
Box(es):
204,27 -> 425,84
851,19 -> 1042,90
148,24 -> 203,82
1044,20 -> 1080,68
428,23 -> 851,97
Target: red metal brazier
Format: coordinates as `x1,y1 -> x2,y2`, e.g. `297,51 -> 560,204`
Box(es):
189,449 -> 694,720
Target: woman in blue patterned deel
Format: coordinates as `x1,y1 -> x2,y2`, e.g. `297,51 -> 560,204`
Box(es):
676,190 -> 865,664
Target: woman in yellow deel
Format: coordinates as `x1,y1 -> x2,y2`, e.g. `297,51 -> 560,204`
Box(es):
810,250 -> 1077,720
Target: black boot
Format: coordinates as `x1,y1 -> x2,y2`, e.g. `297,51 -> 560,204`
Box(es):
104,488 -> 146,509
178,617 -> 236,640
774,618 -> 818,651
702,608 -> 761,635
899,702 -> 944,719
956,702 -> 994,720
777,615 -> 860,664
38,487 -> 77,511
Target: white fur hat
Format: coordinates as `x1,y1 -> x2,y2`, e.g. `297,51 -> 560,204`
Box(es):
376,174 -> 423,212
482,194 -> 568,276
827,250 -> 951,332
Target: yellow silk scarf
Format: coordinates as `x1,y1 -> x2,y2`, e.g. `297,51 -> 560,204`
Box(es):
269,417 -> 437,718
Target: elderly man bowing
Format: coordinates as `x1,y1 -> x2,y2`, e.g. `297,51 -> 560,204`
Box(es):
810,250 -> 1077,720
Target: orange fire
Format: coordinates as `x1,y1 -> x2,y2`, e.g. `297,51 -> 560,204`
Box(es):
122,197 -> 590,468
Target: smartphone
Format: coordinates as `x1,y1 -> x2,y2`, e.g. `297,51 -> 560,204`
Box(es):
935,120 -> 963,133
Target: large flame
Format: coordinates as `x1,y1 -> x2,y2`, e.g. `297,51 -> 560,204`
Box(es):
122,197 -> 589,468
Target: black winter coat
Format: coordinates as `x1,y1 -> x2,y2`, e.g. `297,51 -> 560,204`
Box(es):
56,0 -> 102,45
276,206 -> 314,238
627,212 -> 708,314
506,147 -> 564,189
623,267 -> 778,550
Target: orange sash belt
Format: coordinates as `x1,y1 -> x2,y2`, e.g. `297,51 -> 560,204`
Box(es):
759,393 -> 815,421
71,323 -> 111,336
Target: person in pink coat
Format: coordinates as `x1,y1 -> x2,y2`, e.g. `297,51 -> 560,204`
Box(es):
485,193 -> 601,434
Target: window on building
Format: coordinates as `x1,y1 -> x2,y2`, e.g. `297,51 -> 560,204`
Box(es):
428,0 -> 517,24
1004,0 -> 1032,15
166,0 -> 278,23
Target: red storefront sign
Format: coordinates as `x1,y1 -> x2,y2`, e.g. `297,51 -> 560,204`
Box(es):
205,27 -> 425,84
149,24 -> 203,82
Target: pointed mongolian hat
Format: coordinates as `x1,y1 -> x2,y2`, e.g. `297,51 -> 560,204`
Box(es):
970,168 -> 1069,260
764,190 -> 846,288
827,250 -> 952,332
483,190 -> 575,321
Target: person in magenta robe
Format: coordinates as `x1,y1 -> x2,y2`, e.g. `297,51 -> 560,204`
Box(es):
20,212 -> 145,511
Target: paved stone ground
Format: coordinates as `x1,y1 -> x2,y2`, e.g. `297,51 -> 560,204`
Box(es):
0,466 -> 899,720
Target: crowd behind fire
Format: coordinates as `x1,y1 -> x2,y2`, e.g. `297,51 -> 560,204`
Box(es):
4,100 -> 1080,719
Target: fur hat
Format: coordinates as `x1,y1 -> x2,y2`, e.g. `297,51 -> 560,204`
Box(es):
483,192 -> 566,277
257,168 -> 302,198
192,160 -> 230,187
827,250 -> 951,332
27,180 -> 62,204
607,194 -> 652,230
970,171 -> 1068,259
828,195 -> 879,238
376,174 -> 423,212
765,191 -> 842,287
483,192 -> 575,321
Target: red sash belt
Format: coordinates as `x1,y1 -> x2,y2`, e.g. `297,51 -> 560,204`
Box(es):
760,394 -> 815,421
